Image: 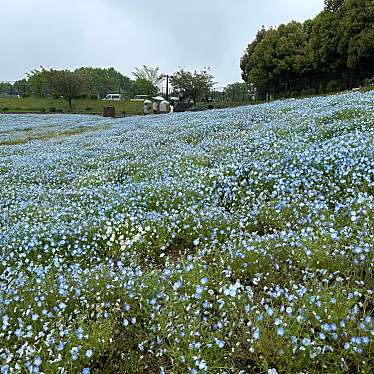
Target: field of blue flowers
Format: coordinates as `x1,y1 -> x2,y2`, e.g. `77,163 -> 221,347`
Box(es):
0,91 -> 373,373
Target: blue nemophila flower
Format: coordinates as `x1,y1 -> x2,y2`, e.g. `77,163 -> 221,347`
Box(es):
215,338 -> 225,348
302,338 -> 311,346
124,303 -> 131,311
203,300 -> 211,309
277,327 -> 285,337
265,306 -> 274,316
85,349 -> 93,358
253,328 -> 260,341
200,277 -> 208,285
82,369 -> 90,374
196,285 -> 204,294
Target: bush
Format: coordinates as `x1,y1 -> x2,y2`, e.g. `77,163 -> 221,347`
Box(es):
56,108 -> 64,113
2,107 -> 9,111
39,108 -> 46,113
49,107 -> 57,113
90,94 -> 98,100
85,107 -> 93,112
21,92 -> 31,98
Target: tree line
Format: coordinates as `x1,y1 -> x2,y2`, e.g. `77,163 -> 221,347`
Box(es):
1,66 -> 215,110
240,0 -> 374,99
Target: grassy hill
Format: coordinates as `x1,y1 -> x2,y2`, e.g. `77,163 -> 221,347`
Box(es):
0,92 -> 373,373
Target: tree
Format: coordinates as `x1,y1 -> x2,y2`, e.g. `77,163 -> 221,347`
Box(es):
75,67 -> 134,99
47,69 -> 87,110
133,66 -> 164,90
241,22 -> 309,99
240,27 -> 267,81
225,82 -> 254,101
338,0 -> 374,79
0,82 -> 12,95
27,68 -> 51,97
133,78 -> 158,96
170,68 -> 215,103
324,0 -> 345,13
13,79 -> 31,97
240,0 -> 374,98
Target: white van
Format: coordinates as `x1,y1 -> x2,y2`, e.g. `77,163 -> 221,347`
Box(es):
103,94 -> 123,101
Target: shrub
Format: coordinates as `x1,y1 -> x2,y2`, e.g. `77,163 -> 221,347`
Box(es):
2,107 -> 9,111
39,108 -> 46,113
56,108 -> 64,113
49,107 -> 57,113
85,107 -> 93,112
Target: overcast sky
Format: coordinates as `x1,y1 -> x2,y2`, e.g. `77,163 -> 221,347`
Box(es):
1,0 -> 324,86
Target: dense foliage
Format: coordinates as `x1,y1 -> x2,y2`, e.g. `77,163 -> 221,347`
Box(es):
0,91 -> 374,373
170,69 -> 215,102
7,66 -> 218,103
240,0 -> 374,99
75,67 -> 135,99
8,67 -> 158,100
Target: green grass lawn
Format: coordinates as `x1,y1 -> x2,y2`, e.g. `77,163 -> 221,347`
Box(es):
0,97 -> 144,116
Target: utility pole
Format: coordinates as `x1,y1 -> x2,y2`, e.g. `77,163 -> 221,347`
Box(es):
166,75 -> 169,101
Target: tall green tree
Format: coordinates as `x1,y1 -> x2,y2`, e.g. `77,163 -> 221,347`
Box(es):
240,0 -> 374,97
240,27 -> 267,82
170,68 -> 215,103
338,0 -> 374,78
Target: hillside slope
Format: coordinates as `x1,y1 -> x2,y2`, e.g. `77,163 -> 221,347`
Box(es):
0,92 -> 373,373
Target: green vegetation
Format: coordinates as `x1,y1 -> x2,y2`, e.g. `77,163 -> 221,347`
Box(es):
240,0 -> 374,99
170,68 -> 215,103
0,97 -> 143,115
